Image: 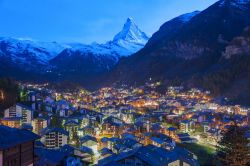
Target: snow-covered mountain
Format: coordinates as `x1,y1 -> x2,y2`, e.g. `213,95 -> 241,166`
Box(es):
0,37 -> 69,66
0,18 -> 149,72
112,17 -> 149,52
63,17 -> 149,59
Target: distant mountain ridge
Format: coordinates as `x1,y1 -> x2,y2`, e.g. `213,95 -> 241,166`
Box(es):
0,18 -> 149,84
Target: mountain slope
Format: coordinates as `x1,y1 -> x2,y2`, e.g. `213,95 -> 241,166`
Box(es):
0,18 -> 149,85
49,18 -> 149,86
145,11 -> 200,48
0,38 -> 68,70
105,0 -> 250,105
200,27 -> 250,105
107,0 -> 250,85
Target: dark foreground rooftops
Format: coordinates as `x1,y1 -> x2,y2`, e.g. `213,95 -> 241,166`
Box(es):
0,125 -> 40,150
35,147 -> 69,166
98,144 -> 199,166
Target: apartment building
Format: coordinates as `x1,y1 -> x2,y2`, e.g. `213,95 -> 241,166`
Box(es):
4,103 -> 34,125
32,117 -> 48,135
40,128 -> 69,149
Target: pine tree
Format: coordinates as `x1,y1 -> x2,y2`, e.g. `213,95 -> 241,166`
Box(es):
216,123 -> 250,166
0,78 -> 18,116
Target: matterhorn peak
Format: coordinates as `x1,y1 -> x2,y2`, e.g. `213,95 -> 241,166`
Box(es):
113,17 -> 149,45
124,17 -> 136,27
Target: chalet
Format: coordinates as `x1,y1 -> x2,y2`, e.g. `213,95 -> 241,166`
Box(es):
180,120 -> 193,133
167,127 -> 177,138
40,127 -> 69,149
79,146 -> 94,164
64,120 -> 80,140
113,138 -> 142,154
0,125 -> 40,166
80,135 -> 98,154
177,133 -> 197,143
102,116 -> 124,137
4,103 -> 34,125
0,117 -> 22,128
32,117 -> 48,135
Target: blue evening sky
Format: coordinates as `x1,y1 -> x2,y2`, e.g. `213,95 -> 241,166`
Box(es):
0,0 -> 218,44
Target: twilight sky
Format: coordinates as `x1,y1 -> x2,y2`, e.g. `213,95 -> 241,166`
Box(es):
0,0 -> 218,44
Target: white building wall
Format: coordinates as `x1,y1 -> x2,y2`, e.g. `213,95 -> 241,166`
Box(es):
168,160 -> 180,166
16,105 -> 22,117
4,109 -> 10,118
183,162 -> 190,166
61,134 -> 68,147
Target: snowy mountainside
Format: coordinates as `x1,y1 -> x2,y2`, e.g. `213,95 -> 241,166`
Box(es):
64,17 -> 149,59
0,37 -> 69,66
0,17 -> 149,72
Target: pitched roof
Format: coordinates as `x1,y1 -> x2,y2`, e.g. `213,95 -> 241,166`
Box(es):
0,125 -> 40,150
41,127 -> 69,136
99,145 -> 199,166
80,146 -> 94,154
35,147 -> 69,165
80,135 -> 97,143
16,103 -> 34,111
99,148 -> 113,156
177,133 -> 190,138
168,127 -> 177,131
151,137 -> 165,144
64,120 -> 79,126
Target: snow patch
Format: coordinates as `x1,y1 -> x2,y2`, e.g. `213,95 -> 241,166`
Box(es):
178,11 -> 200,23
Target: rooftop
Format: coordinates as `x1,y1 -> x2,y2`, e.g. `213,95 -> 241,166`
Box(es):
0,125 -> 40,150
98,145 -> 199,166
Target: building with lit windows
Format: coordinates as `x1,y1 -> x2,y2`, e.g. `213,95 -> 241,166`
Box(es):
0,117 -> 22,128
40,128 -> 69,149
32,117 -> 48,135
4,103 -> 34,125
180,120 -> 193,133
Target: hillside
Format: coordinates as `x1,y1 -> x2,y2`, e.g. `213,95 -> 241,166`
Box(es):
106,0 -> 250,105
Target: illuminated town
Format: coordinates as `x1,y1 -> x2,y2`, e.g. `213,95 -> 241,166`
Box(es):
0,82 -> 249,165
0,0 -> 250,165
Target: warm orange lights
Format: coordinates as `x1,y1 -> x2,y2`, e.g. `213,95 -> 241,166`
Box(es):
0,90 -> 4,101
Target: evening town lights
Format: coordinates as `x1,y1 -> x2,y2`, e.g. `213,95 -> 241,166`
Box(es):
0,90 -> 4,100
